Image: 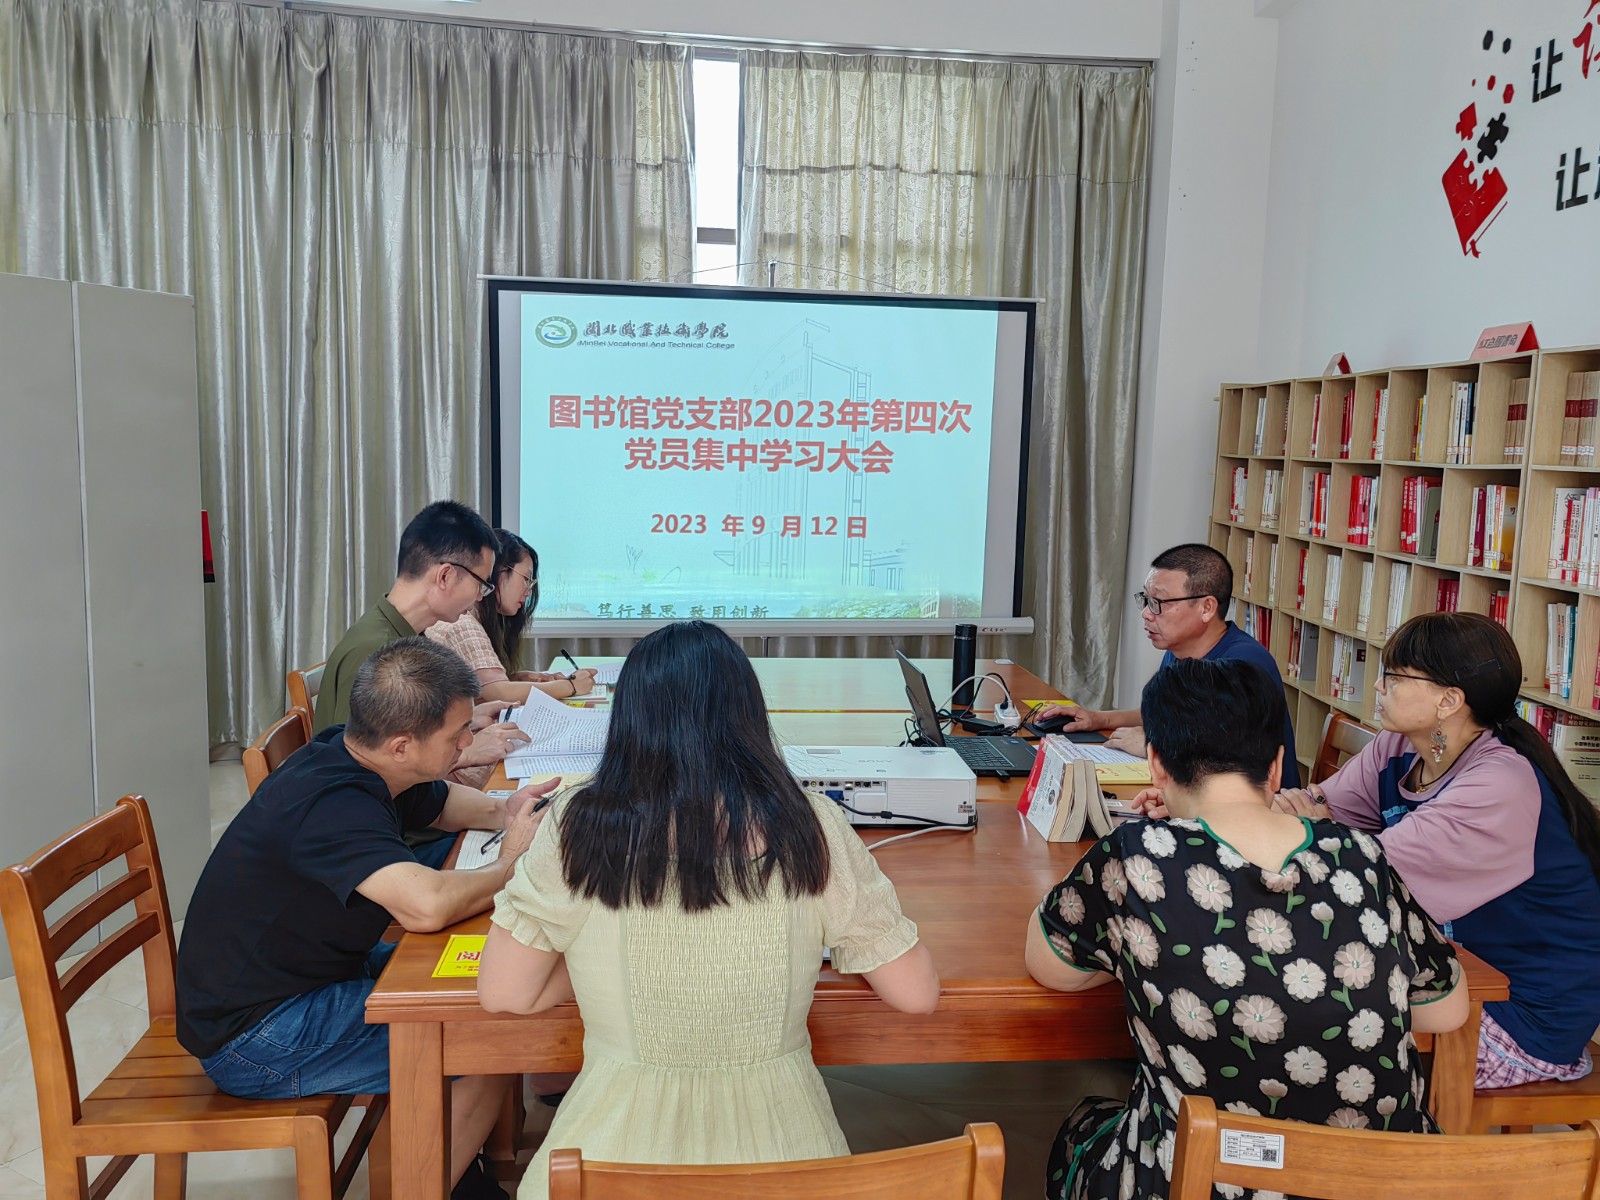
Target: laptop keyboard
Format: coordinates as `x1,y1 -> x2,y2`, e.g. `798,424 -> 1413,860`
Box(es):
948,737 -> 1028,771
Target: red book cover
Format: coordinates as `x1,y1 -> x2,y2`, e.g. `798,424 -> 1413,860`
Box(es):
1340,394 -> 1353,459
1347,478 -> 1359,545
1402,476 -> 1417,553
1297,548 -> 1308,610
1017,741 -> 1049,815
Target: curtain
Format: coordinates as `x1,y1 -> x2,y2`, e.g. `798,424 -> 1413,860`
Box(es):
0,0 -> 695,743
738,51 -> 1150,705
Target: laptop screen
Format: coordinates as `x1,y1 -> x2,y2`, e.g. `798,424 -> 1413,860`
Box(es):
894,650 -> 948,747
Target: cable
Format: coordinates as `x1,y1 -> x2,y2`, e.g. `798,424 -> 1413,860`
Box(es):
937,672 -> 1015,718
867,824 -> 977,852
828,796 -> 974,829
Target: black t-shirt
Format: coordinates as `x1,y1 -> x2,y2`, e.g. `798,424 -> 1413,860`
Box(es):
175,727 -> 448,1058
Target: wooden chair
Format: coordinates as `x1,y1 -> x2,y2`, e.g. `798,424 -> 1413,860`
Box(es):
287,661 -> 326,737
548,1123 -> 1004,1200
1470,1043 -> 1600,1133
1311,711 -> 1377,784
0,794 -> 389,1199
1169,1095 -> 1600,1200
243,706 -> 312,795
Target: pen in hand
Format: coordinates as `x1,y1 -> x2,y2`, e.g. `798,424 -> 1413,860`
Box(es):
559,647 -> 581,676
482,795 -> 554,852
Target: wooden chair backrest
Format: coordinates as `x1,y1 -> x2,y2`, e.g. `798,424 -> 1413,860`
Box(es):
0,795 -> 179,1138
287,662 -> 326,736
243,707 -> 312,795
1169,1095 -> 1600,1200
548,1122 -> 1004,1200
1311,712 -> 1377,784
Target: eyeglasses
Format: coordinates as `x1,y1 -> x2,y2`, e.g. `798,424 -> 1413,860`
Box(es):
507,566 -> 537,590
1378,670 -> 1435,691
1135,591 -> 1208,616
447,561 -> 496,598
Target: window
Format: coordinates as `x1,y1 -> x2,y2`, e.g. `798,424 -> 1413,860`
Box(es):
692,56 -> 741,283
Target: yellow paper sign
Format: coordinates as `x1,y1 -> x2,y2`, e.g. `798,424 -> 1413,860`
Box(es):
432,934 -> 487,978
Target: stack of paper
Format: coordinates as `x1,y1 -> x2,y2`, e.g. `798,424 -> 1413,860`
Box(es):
504,688 -> 609,778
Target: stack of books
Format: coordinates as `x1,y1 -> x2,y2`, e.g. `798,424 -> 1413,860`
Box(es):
1384,561 -> 1412,639
1547,601 -> 1579,700
1261,468 -> 1283,530
1371,386 -> 1391,459
1561,371 -> 1600,466
1328,634 -> 1367,703
1446,380 -> 1478,464
1503,376 -> 1530,463
1398,476 -> 1444,558
1466,484 -> 1518,572
1548,486 -> 1600,587
1346,475 -> 1380,545
1435,577 -> 1460,613
1298,470 -> 1331,538
1322,552 -> 1343,624
1514,703 -> 1600,801
1228,464 -> 1248,523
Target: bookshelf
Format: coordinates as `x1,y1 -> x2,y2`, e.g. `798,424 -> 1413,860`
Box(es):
1207,347 -> 1600,779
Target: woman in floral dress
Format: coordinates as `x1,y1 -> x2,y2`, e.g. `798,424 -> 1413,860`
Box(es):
1024,659 -> 1468,1200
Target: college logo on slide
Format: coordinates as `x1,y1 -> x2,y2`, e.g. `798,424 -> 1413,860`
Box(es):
534,316 -> 579,349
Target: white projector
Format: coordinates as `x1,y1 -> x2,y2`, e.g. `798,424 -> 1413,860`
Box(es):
783,745 -> 978,828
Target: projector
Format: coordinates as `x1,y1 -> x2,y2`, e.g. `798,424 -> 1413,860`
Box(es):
783,745 -> 978,828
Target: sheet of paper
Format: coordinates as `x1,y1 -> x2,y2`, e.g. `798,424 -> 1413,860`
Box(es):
506,751 -> 603,776
547,660 -> 623,686
455,830 -> 503,872
506,689 -> 610,757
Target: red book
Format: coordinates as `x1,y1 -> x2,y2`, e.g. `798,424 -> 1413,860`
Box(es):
1340,393 -> 1353,459
1347,479 -> 1359,545
1016,742 -> 1050,815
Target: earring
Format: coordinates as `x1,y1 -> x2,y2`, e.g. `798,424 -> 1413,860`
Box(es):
1430,723 -> 1447,765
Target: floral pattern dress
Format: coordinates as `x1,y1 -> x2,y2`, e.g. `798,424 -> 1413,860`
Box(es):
1037,817 -> 1460,1200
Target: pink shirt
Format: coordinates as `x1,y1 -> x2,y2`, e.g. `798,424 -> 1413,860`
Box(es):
1317,729 -> 1538,923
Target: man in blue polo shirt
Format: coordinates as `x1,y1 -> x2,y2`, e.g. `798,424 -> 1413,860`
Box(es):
1038,542 -> 1301,788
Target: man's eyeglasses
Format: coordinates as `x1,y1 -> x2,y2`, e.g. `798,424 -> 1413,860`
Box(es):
447,561 -> 496,598
1135,591 -> 1207,616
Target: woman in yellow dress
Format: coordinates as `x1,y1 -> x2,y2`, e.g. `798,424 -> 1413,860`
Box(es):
477,620 -> 941,1198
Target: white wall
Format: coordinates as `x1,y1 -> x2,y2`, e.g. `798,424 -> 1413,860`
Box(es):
291,0 -> 1162,59
1257,0 -> 1600,376
1114,0 -> 1281,704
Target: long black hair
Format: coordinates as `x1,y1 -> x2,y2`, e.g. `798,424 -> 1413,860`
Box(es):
1385,612 -> 1600,883
477,529 -> 537,675
558,620 -> 829,912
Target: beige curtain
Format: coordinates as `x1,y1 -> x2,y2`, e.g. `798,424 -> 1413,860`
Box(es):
738,51 -> 1150,704
0,0 -> 694,743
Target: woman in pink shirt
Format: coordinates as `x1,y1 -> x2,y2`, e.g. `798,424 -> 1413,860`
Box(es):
1276,613 -> 1600,1088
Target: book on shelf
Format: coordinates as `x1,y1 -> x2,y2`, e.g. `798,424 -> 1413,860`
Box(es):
1385,560 -> 1412,639
1261,468 -> 1282,530
1253,394 -> 1268,455
1339,389 -> 1354,459
1310,391 -> 1323,456
1447,380 -> 1477,464
1399,476 -> 1444,558
1411,391 -> 1428,461
1229,464 -> 1248,523
1488,588 -> 1509,627
1346,474 -> 1379,546
1372,386 -> 1391,459
1322,552 -> 1343,623
1241,602 -> 1272,650
1503,376 -> 1530,463
1356,559 -> 1375,634
1244,536 -> 1255,597
1467,484 -> 1518,572
1296,546 -> 1309,612
1310,471 -> 1331,538
1560,371 -> 1600,467
1286,620 -> 1302,677
1547,601 -> 1578,700
1553,715 -> 1600,800
1435,577 -> 1460,613
1287,620 -> 1321,681
1328,634 -> 1368,703
1547,487 -> 1600,588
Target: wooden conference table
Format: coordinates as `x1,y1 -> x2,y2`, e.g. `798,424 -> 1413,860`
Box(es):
366,658 -> 1507,1198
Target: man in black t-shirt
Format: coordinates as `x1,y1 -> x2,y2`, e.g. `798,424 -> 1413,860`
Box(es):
177,638 -> 555,1198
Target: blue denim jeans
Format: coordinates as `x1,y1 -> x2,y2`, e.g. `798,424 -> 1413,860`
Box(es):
200,941 -> 396,1098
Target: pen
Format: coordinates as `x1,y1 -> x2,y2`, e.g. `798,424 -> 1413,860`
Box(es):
481,796 -> 555,852
559,647 -> 581,676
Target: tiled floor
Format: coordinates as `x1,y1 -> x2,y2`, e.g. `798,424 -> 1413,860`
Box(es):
0,762 -> 1126,1199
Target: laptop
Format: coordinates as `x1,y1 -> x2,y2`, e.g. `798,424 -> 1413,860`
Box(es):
894,650 -> 1040,777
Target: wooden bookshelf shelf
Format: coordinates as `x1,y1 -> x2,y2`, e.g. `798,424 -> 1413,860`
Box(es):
1210,345 -> 1594,746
